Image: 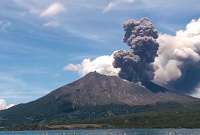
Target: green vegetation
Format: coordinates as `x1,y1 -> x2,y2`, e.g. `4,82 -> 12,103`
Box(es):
1,72 -> 200,130
95,111 -> 200,128
1,102 -> 200,130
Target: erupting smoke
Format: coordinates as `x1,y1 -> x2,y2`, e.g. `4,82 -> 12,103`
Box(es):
154,18 -> 200,94
65,17 -> 200,97
113,18 -> 159,82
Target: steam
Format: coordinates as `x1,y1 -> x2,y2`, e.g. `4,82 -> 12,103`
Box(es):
154,18 -> 200,85
64,53 -> 120,76
113,18 -> 159,82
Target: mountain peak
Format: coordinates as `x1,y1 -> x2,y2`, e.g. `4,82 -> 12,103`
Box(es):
49,72 -> 198,107
0,72 -> 199,127
84,71 -> 105,78
86,71 -> 100,75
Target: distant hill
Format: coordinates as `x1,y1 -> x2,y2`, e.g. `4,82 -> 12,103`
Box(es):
0,72 -> 200,130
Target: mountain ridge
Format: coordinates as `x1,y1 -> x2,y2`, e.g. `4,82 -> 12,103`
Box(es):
0,72 -> 200,129
40,71 -> 198,106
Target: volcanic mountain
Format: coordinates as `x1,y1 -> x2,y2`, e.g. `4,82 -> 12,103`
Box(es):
0,72 -> 199,128
41,71 -> 197,106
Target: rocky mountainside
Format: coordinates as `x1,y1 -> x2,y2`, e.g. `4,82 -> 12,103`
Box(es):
0,72 -> 199,128
45,72 -> 198,106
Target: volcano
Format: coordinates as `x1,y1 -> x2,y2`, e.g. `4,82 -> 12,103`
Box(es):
0,72 -> 199,129
43,71 -> 198,106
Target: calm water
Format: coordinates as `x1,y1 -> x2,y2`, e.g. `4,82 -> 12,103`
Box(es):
0,129 -> 200,135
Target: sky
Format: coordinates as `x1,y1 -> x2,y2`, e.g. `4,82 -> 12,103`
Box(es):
0,0 -> 200,108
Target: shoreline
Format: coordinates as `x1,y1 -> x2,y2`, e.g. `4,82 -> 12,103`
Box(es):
0,124 -> 200,131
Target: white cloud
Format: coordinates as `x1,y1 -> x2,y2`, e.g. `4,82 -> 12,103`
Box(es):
0,99 -> 14,110
65,64 -> 81,72
103,0 -> 135,13
64,52 -> 120,76
40,2 -> 65,17
154,18 -> 200,84
14,0 -> 65,27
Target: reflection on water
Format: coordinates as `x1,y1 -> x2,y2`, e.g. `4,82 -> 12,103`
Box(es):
0,129 -> 200,135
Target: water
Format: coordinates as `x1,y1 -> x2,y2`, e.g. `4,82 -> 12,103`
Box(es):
0,129 -> 200,135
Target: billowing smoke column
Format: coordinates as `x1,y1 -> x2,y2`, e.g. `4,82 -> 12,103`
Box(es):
154,18 -> 200,94
113,18 -> 159,82
65,18 -> 200,97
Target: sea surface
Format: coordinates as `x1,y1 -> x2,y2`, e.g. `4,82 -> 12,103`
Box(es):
0,129 -> 200,135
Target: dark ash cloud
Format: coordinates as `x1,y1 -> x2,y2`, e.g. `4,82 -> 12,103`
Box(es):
113,18 -> 159,82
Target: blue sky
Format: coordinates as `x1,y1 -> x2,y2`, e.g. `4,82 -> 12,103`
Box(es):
0,0 -> 200,105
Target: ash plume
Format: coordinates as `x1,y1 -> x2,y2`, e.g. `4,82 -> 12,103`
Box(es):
65,17 -> 200,97
113,18 -> 159,82
154,18 -> 200,95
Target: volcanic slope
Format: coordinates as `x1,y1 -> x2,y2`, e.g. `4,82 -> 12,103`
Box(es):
0,72 -> 199,126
